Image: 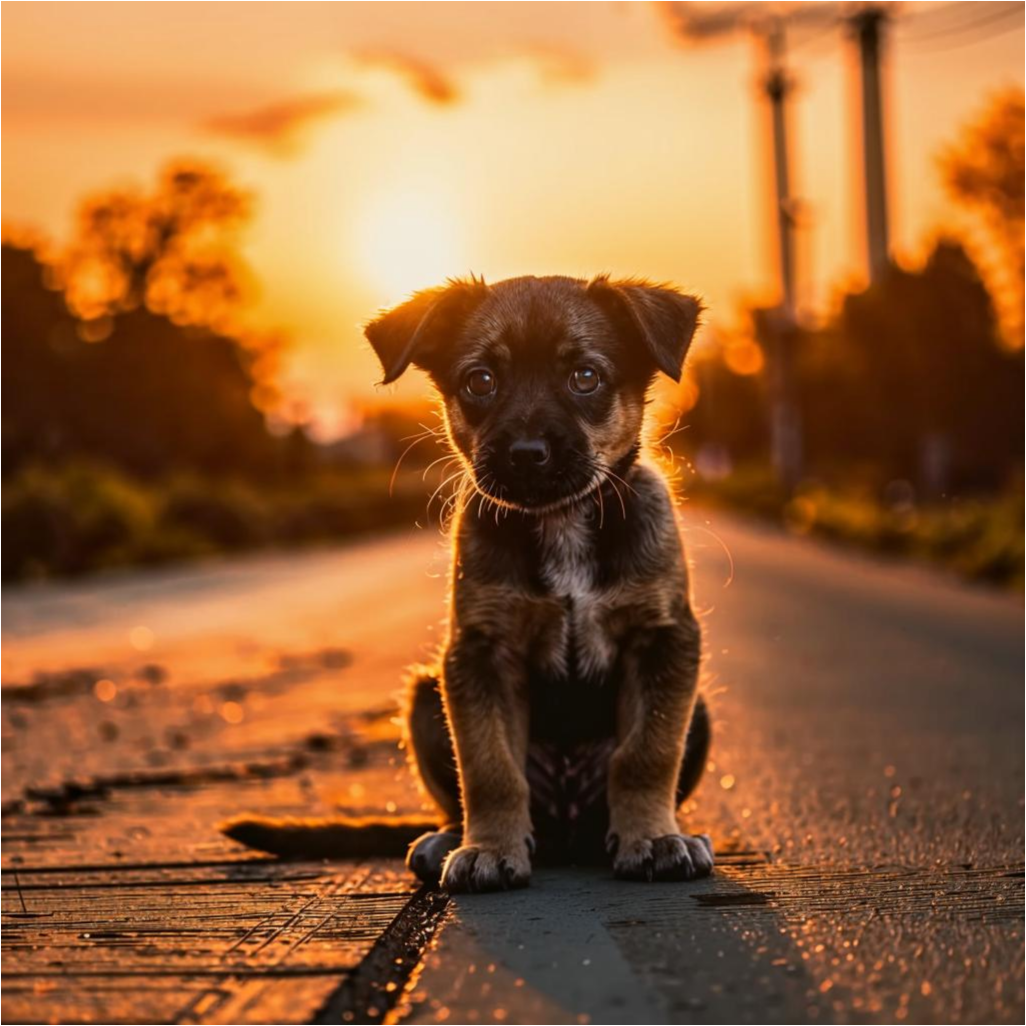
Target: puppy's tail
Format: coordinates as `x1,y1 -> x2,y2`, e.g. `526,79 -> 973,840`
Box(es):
221,814 -> 440,860
677,693 -> 712,804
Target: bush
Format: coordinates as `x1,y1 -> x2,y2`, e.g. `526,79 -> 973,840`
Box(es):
2,462 -> 443,582
688,468 -> 1023,589
160,476 -> 270,551
3,464 -> 156,580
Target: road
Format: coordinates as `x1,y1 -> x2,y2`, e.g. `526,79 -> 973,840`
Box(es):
2,512 -> 1023,1024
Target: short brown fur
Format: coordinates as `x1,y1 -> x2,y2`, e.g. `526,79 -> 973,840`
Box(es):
223,274 -> 713,891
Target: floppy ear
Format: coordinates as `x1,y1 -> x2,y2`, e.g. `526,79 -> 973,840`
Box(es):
587,276 -> 702,382
364,278 -> 489,385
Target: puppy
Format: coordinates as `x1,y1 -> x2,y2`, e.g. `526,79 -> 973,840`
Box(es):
224,275 -> 713,892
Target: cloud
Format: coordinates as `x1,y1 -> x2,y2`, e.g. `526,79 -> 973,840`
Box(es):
656,2 -> 760,42
352,50 -> 459,105
203,91 -> 361,154
350,44 -> 596,105
204,43 -> 596,154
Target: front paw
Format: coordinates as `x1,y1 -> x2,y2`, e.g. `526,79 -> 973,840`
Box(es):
407,830 -> 461,884
440,840 -> 532,893
610,832 -> 714,882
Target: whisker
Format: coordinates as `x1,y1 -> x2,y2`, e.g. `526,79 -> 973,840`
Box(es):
446,484 -> 465,528
603,466 -> 639,499
439,470 -> 472,529
603,470 -> 628,519
684,519 -> 735,589
654,416 -> 691,448
493,482 -> 507,525
422,452 -> 461,481
426,467 -> 466,516
473,474 -> 504,524
398,421 -> 444,444
389,431 -> 437,497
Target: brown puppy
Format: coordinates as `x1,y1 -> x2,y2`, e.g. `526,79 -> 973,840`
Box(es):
224,275 -> 713,892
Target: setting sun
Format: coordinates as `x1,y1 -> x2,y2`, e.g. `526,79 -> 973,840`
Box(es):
354,186 -> 464,303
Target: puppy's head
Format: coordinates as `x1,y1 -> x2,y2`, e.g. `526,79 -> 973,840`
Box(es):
365,275 -> 700,513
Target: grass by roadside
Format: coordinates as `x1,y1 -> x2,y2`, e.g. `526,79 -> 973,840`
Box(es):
2,462 -> 434,582
687,467 -> 1024,589
4,460 -> 1022,589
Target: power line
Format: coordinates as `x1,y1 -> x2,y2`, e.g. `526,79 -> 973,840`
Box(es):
898,2 -> 1022,45
916,1 -> 979,18
898,19 -> 1022,52
899,1 -> 981,36
788,20 -> 841,57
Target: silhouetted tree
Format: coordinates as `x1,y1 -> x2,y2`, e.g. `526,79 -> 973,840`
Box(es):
941,89 -> 1025,348
682,348 -> 770,470
799,241 -> 1021,494
0,159 -> 320,480
60,161 -> 252,331
2,242 -> 282,479
673,242 -> 1021,497
2,243 -> 81,466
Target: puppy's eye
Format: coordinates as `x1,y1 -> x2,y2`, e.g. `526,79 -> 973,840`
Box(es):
464,367 -> 497,398
568,366 -> 601,395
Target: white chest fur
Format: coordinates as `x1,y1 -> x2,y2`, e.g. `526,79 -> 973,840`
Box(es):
534,511 -> 616,678
536,510 -> 593,598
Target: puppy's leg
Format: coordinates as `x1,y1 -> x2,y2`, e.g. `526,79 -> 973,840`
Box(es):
404,671 -> 462,883
438,633 -> 533,892
608,615 -> 714,881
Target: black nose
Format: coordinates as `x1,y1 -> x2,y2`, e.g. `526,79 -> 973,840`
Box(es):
508,437 -> 550,469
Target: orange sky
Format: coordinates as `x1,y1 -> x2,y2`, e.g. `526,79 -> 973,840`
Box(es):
3,2 -> 1023,435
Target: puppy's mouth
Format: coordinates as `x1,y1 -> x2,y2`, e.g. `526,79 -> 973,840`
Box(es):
468,468 -> 603,516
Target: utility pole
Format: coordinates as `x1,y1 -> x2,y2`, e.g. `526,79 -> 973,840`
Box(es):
761,21 -> 803,490
853,5 -> 890,282
660,0 -> 912,487
765,24 -> 797,322
660,2 -> 812,488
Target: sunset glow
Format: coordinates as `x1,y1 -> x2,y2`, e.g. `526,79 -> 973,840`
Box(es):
2,2 -> 1023,433
355,185 -> 464,303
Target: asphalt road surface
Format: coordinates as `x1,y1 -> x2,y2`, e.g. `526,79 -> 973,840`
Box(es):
2,511 -> 1022,1024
